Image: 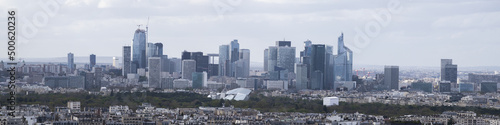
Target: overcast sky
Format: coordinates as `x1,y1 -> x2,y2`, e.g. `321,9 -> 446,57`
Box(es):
0,0 -> 499,67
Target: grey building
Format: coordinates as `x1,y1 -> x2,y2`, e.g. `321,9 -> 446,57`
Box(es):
480,82 -> 498,93
277,46 -> 296,73
295,63 -> 308,90
182,59 -> 196,80
148,57 -> 161,88
68,53 -> 74,73
411,82 -> 433,93
310,44 -> 325,90
219,45 -> 230,76
264,49 -> 268,71
122,46 -> 131,76
441,59 -> 457,83
439,81 -> 452,93
384,65 -> 399,90
90,54 -> 96,69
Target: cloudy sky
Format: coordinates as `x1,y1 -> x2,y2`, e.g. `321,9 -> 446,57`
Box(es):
0,0 -> 499,67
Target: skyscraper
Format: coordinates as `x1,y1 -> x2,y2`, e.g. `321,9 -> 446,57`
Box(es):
267,46 -> 278,72
230,40 -> 240,77
277,44 -> 296,73
237,49 -> 250,78
148,57 -> 161,88
334,33 -> 353,81
132,29 -> 147,68
219,45 -> 230,76
384,65 -> 399,90
182,59 -> 196,80
325,45 -> 335,90
90,54 -> 96,69
264,49 -> 268,71
441,59 -> 457,83
123,46 -> 131,76
161,55 -> 169,73
310,44 -> 325,90
68,53 -> 74,73
295,63 -> 308,90
154,43 -> 163,57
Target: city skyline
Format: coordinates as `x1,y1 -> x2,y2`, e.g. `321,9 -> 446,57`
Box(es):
1,0 -> 499,67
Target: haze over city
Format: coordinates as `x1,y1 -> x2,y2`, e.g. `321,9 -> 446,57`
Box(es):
0,0 -> 499,67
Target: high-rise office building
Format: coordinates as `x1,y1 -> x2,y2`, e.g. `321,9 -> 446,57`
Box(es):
384,65 -> 399,90
325,45 -> 335,90
267,46 -> 278,72
122,46 -> 131,76
219,45 -> 230,76
161,55 -> 169,73
310,44 -> 325,90
441,59 -> 457,83
68,53 -> 74,73
334,33 -> 353,81
295,63 -> 308,90
90,54 -> 96,69
230,40 -> 240,77
132,29 -> 147,68
169,57 -> 181,73
237,49 -> 250,78
277,45 -> 296,73
181,51 -> 209,74
264,49 -> 268,71
148,57 -> 161,88
192,72 -> 207,89
182,59 -> 196,80
154,43 -> 163,57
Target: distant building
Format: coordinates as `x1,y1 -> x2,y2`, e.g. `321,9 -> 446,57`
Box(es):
334,33 -> 353,81
161,77 -> 175,89
68,53 -> 74,73
384,66 -> 399,90
148,57 -> 161,88
468,73 -> 500,84
295,63 -> 308,90
310,44 -> 325,90
411,82 -> 433,93
334,81 -> 356,91
439,81 -> 452,93
266,80 -> 288,90
264,49 -> 268,71
441,59 -> 457,83
122,46 -> 132,76
480,82 -> 498,93
181,59 -> 196,80
67,101 -> 81,112
459,83 -> 474,93
192,72 -> 207,89
323,97 -> 339,106
132,29 -> 147,68
219,45 -> 230,76
173,79 -> 191,89
90,54 -> 96,69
